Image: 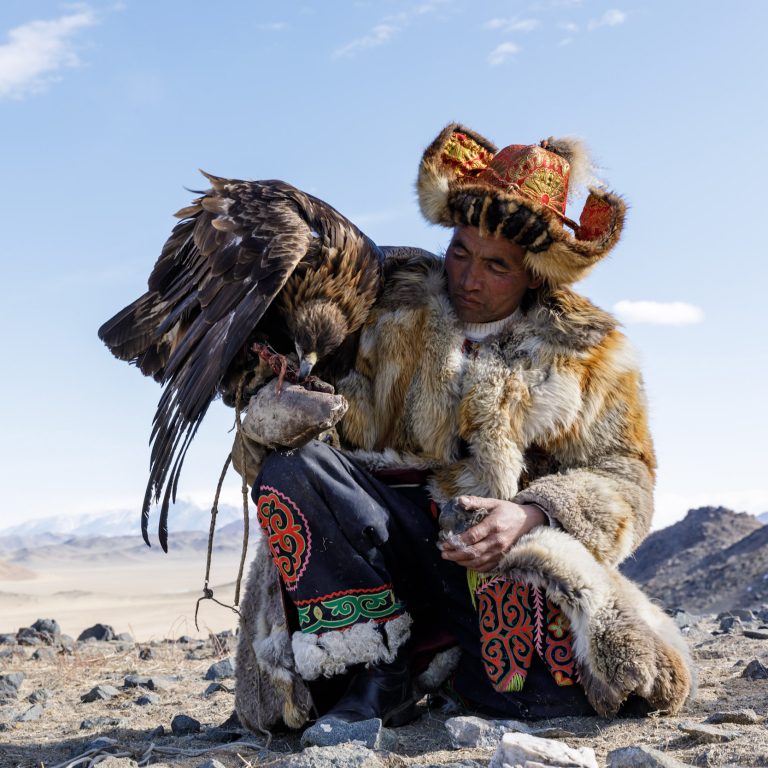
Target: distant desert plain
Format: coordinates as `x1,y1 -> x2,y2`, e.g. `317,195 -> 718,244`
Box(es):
0,523 -> 250,642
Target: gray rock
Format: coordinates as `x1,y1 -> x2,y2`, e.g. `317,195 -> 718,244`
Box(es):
531,727 -> 577,739
678,722 -> 741,743
78,623 -> 116,642
0,672 -> 24,699
116,632 -> 134,643
136,693 -> 160,706
16,628 -> 47,646
490,732 -> 598,768
171,713 -> 201,735
81,684 -> 120,702
59,634 -> 76,652
445,714 -> 530,749
16,704 -> 43,722
706,708 -> 763,725
197,761 -> 227,768
608,745 -> 693,767
203,682 -> 232,696
148,676 -> 174,691
419,763 -> 483,768
301,716 -> 388,749
31,647 -> 56,661
138,646 -> 155,660
719,608 -> 754,622
148,725 -> 165,739
28,688 -> 52,705
204,657 -> 235,680
31,618 -> 61,638
744,629 -> 768,640
80,717 -> 121,729
741,658 -> 768,679
178,634 -> 195,643
719,615 -> 743,633
673,611 -> 701,629
272,744 -> 386,768
0,633 -> 17,645
92,758 -> 138,768
82,735 -> 117,752
124,674 -> 152,689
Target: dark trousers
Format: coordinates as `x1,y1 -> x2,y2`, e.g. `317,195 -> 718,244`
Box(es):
254,440 -> 595,719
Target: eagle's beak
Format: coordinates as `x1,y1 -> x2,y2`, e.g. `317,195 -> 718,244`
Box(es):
298,351 -> 318,381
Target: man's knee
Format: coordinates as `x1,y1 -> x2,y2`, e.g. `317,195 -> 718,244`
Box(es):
253,440 -> 335,499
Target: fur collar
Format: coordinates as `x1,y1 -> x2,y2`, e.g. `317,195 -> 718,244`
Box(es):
379,250 -> 617,351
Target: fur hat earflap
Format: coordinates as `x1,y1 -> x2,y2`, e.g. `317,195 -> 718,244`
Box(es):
416,123 -> 626,286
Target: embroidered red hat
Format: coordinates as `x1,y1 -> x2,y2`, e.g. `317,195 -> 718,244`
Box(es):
417,123 -> 626,286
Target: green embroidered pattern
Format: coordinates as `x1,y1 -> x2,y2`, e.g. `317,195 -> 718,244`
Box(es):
296,585 -> 403,634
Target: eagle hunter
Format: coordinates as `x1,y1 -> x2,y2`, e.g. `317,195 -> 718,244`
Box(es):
98,172 -> 383,551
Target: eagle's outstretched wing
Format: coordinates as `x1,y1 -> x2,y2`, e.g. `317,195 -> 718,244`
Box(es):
99,173 -> 382,550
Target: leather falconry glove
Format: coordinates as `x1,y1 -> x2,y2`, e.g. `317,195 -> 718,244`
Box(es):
232,381 -> 349,486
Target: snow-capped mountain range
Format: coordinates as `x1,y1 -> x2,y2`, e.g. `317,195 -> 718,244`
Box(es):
0,500 -> 243,539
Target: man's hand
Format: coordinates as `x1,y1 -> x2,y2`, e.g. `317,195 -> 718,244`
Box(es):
439,496 -> 546,573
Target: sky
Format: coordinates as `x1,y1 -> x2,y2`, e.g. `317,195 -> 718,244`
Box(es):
0,0 -> 766,539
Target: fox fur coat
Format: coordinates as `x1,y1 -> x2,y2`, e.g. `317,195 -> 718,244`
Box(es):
234,249 -> 694,732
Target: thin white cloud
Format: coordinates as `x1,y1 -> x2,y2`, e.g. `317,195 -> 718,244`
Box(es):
588,9 -> 627,30
485,17 -> 540,33
488,42 -> 520,67
0,7 -> 97,100
560,22 -> 579,33
613,300 -> 704,325
255,22 -> 287,31
333,24 -> 396,58
334,1 -> 448,59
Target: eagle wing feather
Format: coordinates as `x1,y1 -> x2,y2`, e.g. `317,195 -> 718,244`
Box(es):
99,174 -> 381,550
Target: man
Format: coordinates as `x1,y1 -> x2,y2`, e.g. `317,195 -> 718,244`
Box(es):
231,124 -> 694,732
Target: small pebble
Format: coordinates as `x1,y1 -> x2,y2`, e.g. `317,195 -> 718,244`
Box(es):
678,722 -> 741,743
16,704 -> 43,722
136,693 -> 160,706
607,745 -> 692,767
171,713 -> 201,735
81,685 -> 120,703
78,624 -> 115,642
148,676 -> 174,691
706,708 -> 763,725
741,658 -> 768,679
31,647 -> 56,661
204,658 -> 235,680
80,717 -> 121,730
0,672 -> 25,700
204,682 -> 231,696
28,688 -> 52,705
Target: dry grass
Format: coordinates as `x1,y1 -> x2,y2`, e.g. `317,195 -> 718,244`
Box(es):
1,616 -> 768,767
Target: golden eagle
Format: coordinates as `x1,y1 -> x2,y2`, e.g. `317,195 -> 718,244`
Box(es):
98,173 -> 383,550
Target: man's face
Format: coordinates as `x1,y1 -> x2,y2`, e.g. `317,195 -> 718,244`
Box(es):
444,226 -> 541,323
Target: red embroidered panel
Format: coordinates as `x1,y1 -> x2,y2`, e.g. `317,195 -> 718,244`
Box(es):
477,580 -> 577,692
256,485 -> 312,592
478,581 -> 534,692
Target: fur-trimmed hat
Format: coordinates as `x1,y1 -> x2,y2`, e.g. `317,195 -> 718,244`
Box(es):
417,123 -> 626,286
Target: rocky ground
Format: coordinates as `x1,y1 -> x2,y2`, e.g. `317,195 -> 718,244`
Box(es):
1,612 -> 768,768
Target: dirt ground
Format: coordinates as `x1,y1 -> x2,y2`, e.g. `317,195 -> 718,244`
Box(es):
1,615 -> 767,767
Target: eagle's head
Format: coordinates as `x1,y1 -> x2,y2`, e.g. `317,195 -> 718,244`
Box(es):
290,299 -> 350,380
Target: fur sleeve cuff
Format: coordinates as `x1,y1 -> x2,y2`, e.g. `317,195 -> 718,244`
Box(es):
514,460 -> 653,566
